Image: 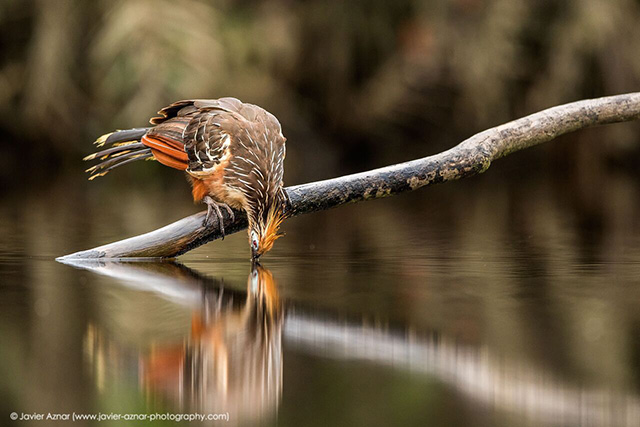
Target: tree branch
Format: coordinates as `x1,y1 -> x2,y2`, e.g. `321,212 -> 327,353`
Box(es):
58,92 -> 640,260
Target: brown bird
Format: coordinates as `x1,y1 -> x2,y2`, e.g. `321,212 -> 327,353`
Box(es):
85,98 -> 288,259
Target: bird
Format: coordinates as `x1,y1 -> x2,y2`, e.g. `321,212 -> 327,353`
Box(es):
84,97 -> 288,259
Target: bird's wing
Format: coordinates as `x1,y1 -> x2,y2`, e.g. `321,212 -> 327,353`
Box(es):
182,109 -> 236,173
142,98 -> 244,171
149,98 -> 243,125
217,106 -> 287,212
146,99 -> 286,189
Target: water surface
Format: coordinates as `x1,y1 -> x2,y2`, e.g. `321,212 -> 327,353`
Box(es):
1,163 -> 640,426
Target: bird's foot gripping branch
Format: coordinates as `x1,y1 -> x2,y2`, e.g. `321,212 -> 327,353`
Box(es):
58,92 -> 640,261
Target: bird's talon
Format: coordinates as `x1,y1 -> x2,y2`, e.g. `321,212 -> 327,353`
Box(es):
203,196 -> 226,239
203,206 -> 217,230
222,204 -> 235,222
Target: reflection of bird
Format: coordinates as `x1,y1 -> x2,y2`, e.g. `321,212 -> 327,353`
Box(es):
85,98 -> 287,258
141,263 -> 283,422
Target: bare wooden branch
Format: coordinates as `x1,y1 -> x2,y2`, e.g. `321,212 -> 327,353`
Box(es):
58,92 -> 640,260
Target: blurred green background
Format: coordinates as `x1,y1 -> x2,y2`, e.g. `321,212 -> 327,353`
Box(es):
1,0 -> 640,189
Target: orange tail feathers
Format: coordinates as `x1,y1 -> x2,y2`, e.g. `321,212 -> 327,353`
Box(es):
141,135 -> 189,170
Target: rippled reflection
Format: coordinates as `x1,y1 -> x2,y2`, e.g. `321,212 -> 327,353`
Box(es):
79,261 -> 283,424
63,258 -> 640,427
286,314 -> 640,426
175,264 -> 283,419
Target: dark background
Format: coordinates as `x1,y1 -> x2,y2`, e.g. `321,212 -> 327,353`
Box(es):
1,0 -> 640,192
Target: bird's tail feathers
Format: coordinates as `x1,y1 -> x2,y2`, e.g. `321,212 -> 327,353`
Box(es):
84,128 -> 153,180
92,128 -> 150,148
141,134 -> 189,171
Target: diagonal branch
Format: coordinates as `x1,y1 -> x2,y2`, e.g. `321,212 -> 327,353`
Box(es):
58,92 -> 640,260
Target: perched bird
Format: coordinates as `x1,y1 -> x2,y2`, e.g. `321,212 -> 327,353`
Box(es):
85,98 -> 288,259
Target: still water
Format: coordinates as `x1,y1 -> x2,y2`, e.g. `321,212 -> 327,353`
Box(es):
1,159 -> 640,426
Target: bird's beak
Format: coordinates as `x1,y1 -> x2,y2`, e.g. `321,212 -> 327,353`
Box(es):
251,248 -> 261,261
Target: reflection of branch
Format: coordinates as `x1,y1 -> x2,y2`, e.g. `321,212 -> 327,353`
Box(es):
57,259 -> 218,306
286,314 -> 640,427
59,93 -> 640,259
64,259 -> 640,426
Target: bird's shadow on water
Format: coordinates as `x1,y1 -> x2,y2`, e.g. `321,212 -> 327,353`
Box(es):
57,258 -> 640,426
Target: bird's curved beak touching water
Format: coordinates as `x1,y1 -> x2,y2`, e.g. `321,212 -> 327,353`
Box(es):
249,207 -> 285,260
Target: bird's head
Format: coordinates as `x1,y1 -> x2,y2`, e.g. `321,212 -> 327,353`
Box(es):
248,205 -> 285,259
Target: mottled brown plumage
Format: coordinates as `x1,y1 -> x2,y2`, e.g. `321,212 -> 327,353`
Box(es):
85,97 -> 287,258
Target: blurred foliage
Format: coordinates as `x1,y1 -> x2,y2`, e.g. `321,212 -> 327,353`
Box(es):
0,0 -> 639,171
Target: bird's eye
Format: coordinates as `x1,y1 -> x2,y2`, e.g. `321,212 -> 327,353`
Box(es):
251,231 -> 259,251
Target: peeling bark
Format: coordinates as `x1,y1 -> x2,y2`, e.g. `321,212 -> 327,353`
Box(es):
58,92 -> 640,260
